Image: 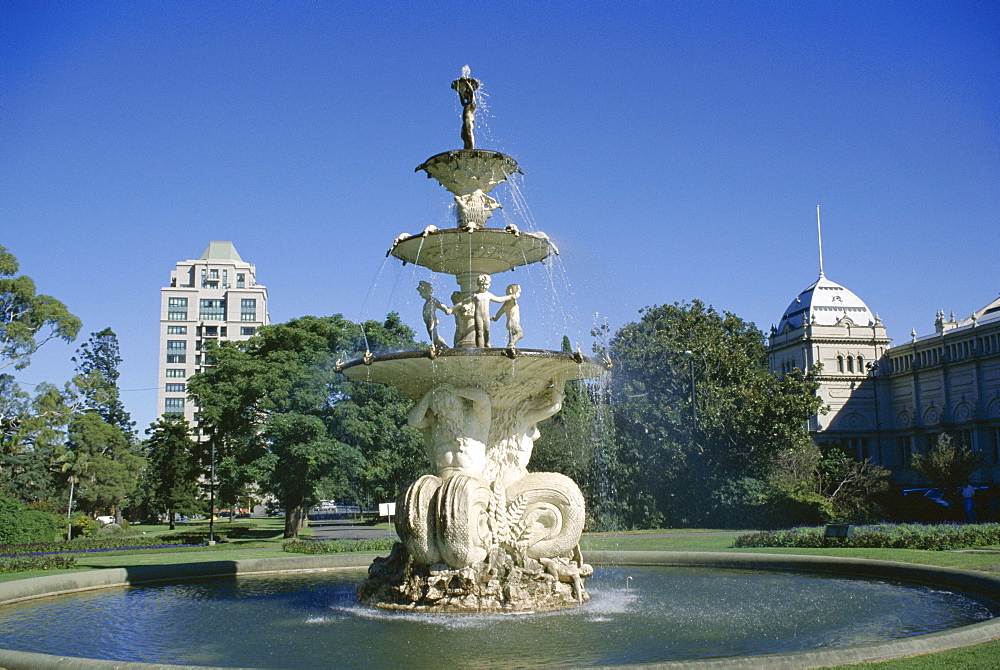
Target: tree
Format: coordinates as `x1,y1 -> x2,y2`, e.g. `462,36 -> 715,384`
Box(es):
912,433 -> 983,512
72,328 -> 135,441
608,300 -> 823,528
144,418 -> 201,530
188,313 -> 425,538
258,413 -> 345,535
1,376 -> 97,505
64,412 -> 144,523
0,245 -> 81,371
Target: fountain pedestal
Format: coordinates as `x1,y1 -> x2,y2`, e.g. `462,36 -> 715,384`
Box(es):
344,71 -> 607,612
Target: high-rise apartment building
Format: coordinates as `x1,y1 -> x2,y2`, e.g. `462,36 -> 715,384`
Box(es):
157,241 -> 269,428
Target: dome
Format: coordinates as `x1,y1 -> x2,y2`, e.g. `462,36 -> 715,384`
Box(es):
776,275 -> 877,332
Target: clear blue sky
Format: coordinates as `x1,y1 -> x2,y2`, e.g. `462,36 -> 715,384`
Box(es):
3,1 -> 997,433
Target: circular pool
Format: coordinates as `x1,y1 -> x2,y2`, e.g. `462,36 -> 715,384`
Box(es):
1,552 -> 998,668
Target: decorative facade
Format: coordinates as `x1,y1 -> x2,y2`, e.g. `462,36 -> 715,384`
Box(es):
768,277 -> 1000,485
157,242 -> 268,429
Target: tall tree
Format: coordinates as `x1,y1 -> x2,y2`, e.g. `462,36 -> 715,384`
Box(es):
608,300 -> 823,528
72,328 -> 135,441
0,245 -> 81,371
144,418 -> 201,530
189,313 -> 424,538
64,412 -> 144,523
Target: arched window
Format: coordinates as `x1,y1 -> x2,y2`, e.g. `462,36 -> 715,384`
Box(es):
857,355 -> 865,371
837,355 -> 844,373
847,356 -> 854,373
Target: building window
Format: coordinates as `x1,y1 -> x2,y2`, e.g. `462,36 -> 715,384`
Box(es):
166,340 -> 186,364
837,356 -> 844,373
200,299 -> 226,320
222,270 -> 228,288
241,326 -> 256,336
846,356 -> 854,373
209,269 -> 219,279
203,326 -> 218,337
241,298 -> 257,322
167,325 -> 187,335
237,273 -> 246,288
164,398 -> 185,415
165,383 -> 185,393
167,297 -> 188,321
165,369 -> 186,378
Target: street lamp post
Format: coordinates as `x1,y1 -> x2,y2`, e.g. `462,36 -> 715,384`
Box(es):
208,440 -> 216,545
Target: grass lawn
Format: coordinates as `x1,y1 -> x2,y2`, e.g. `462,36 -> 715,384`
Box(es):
3,525 -> 1000,667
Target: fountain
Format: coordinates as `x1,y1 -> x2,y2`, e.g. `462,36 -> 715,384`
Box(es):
1,71 -> 1000,668
341,68 -> 608,612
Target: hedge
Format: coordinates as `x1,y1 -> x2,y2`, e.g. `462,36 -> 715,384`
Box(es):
734,523 -> 1000,550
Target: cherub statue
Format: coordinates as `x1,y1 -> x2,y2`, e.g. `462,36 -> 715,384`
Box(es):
491,283 -> 522,348
417,281 -> 451,349
452,291 -> 476,348
470,274 -> 515,348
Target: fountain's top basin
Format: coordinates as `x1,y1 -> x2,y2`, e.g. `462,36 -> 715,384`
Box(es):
339,348 -> 608,403
416,149 -> 521,196
390,227 -> 556,275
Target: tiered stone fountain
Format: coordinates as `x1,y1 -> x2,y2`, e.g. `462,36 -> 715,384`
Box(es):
342,69 -> 608,612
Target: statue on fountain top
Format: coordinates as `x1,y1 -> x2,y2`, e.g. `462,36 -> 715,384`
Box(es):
451,72 -> 480,150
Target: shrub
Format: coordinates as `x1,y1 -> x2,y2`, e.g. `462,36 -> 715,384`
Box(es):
283,538 -> 396,554
70,514 -> 98,538
97,522 -> 126,537
734,522 -> 1000,550
0,555 -> 77,573
0,493 -> 60,543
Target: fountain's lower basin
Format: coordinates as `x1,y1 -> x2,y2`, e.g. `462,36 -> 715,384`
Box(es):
1,552 -> 999,669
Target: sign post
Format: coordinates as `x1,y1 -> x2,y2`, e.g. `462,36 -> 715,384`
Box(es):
379,502 -> 396,538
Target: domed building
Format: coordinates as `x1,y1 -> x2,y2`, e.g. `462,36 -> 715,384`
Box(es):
768,272 -> 890,461
768,272 -> 1000,487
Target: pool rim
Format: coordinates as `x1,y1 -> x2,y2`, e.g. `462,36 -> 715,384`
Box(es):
0,551 -> 998,669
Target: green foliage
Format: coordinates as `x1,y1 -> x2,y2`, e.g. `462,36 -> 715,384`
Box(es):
70,513 -> 98,538
0,491 -> 59,543
734,522 -> 1000,551
143,418 -> 201,527
64,412 -> 144,518
189,313 -> 425,538
912,434 -> 983,508
0,245 -> 81,371
72,328 -> 135,441
0,555 -> 77,573
608,300 -> 823,528
282,538 -> 396,554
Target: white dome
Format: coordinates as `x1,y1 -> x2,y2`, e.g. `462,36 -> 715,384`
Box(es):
777,275 -> 877,331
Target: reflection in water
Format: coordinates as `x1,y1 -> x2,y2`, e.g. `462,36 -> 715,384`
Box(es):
0,567 -> 996,668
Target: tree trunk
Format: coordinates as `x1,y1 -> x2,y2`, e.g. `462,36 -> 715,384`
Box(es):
66,477 -> 76,541
284,504 -> 305,538
168,509 -> 176,531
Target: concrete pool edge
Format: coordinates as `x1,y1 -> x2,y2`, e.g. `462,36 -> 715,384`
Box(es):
0,551 -> 997,669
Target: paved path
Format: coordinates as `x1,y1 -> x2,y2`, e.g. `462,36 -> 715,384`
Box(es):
308,519 -> 398,541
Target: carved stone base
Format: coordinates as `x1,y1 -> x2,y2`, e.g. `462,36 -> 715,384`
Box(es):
357,543 -> 591,613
